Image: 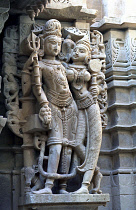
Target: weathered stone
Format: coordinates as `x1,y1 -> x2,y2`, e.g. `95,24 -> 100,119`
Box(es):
2,0 -> 136,210
0,116 -> 7,133
0,0 -> 10,34
19,194 -> 110,210
24,0 -> 97,23
0,174 -> 12,210
2,1 -> 109,207
90,0 -> 136,31
19,19 -> 107,196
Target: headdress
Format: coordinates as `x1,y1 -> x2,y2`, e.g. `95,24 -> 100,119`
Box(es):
76,36 -> 91,52
43,19 -> 61,38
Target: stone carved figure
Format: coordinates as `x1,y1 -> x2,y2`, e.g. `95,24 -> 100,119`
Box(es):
66,36 -> 103,194
3,19 -> 107,195
23,19 -> 78,194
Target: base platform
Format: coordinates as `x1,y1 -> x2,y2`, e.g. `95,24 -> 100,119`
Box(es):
19,193 -> 110,210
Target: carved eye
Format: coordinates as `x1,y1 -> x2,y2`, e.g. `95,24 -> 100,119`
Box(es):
80,50 -> 85,53
51,41 -> 56,44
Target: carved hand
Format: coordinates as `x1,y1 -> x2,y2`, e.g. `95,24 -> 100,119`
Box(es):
90,86 -> 99,97
39,104 -> 52,127
32,52 -> 39,66
23,51 -> 39,69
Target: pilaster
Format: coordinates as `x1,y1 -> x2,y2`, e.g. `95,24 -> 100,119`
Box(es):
98,29 -> 136,210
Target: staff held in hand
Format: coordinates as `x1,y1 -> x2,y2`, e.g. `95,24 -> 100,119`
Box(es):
88,59 -> 102,103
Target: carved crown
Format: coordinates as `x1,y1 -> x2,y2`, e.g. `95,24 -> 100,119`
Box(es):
43,19 -> 62,38
76,36 -> 92,52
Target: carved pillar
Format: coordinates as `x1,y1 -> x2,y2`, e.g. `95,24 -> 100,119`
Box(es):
89,0 -> 136,207
0,0 -> 9,132
97,29 -> 136,210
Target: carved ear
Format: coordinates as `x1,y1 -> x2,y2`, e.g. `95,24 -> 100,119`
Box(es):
85,55 -> 91,64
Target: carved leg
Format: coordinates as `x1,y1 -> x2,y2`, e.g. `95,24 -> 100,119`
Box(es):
72,169 -> 94,194
90,167 -> 103,194
23,134 -> 36,194
44,144 -> 62,193
59,146 -> 72,194
74,104 -> 102,194
33,144 -> 62,194
74,110 -> 86,161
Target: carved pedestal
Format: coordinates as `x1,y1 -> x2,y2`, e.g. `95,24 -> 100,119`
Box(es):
19,194 -> 110,210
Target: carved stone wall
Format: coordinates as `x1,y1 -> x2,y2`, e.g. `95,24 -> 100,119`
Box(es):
0,1 -> 136,210
0,1 -> 109,210
0,25 -> 23,210
101,29 -> 136,210
91,25 -> 136,210
87,1 -> 136,209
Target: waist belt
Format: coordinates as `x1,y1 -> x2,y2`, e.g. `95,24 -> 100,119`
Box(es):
76,94 -> 94,109
47,90 -> 73,107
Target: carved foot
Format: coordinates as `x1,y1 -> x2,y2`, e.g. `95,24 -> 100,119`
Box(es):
59,189 -> 69,194
90,188 -> 102,194
32,187 -> 52,194
72,186 -> 89,194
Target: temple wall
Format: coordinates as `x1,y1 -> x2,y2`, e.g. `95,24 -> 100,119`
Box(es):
89,1 -> 136,209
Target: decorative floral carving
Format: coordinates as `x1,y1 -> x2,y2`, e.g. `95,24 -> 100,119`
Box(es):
3,26 -> 22,138
90,30 -> 107,128
105,38 -> 129,68
105,40 -> 112,68
127,38 -> 136,66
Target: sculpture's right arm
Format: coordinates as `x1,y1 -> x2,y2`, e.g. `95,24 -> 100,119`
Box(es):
32,84 -> 48,107
32,66 -> 51,127
24,52 -> 48,105
24,51 -> 51,126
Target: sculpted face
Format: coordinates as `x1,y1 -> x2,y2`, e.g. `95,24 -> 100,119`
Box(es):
44,35 -> 61,56
72,44 -> 89,63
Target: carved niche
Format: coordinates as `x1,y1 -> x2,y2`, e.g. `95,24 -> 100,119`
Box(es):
3,18 -> 107,197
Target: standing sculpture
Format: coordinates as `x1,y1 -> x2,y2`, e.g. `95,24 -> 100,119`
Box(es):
3,19 -> 107,195
23,19 -> 78,194
66,36 -> 105,194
